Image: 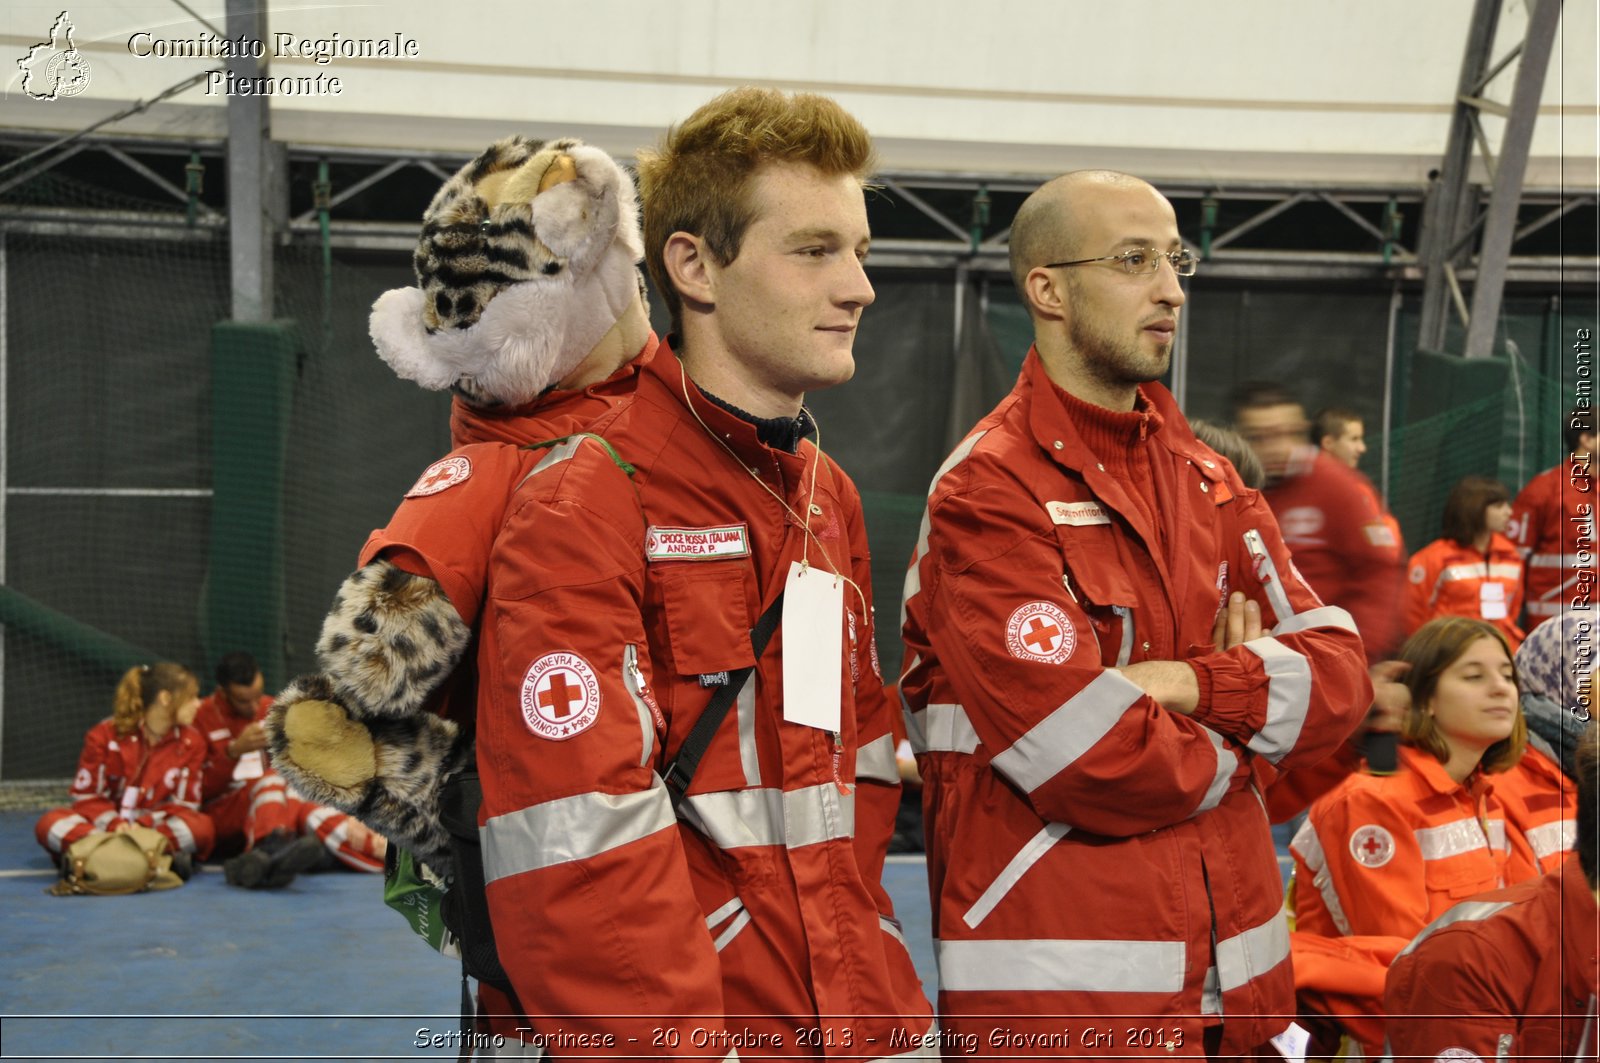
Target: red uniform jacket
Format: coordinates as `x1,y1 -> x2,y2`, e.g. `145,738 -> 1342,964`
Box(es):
1511,459 -> 1599,624
360,341 -> 655,731
901,349 -> 1371,1056
1405,533 -> 1526,650
193,690 -> 273,802
1497,743 -> 1578,881
1291,745 -> 1511,940
1386,853 -> 1599,1061
1265,447 -> 1406,661
474,339 -> 929,1055
68,719 -> 207,823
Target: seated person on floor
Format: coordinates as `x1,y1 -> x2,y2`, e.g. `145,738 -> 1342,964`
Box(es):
196,651 -> 385,889
36,663 -> 213,877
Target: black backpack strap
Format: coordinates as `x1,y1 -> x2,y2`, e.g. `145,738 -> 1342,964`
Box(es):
662,592 -> 784,810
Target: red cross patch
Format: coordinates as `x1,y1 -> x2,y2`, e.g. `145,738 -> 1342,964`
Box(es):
1005,601 -> 1077,664
520,652 -> 601,740
1349,824 -> 1395,868
405,456 -> 472,498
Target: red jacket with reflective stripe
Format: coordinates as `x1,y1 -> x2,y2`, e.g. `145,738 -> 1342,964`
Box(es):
476,340 -> 929,1056
900,349 -> 1370,1056
356,343 -> 655,731
1510,460 -> 1598,623
194,691 -> 273,802
1497,743 -> 1578,881
1404,534 -> 1526,650
1264,448 -> 1406,662
1290,745 -> 1510,941
68,719 -> 208,821
1385,853 -> 1599,1061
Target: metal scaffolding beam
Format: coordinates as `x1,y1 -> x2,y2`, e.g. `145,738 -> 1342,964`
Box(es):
1415,0 -> 1567,356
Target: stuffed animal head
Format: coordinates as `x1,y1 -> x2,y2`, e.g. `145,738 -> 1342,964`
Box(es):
369,135 -> 645,407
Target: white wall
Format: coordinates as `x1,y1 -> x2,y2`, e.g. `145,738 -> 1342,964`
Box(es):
3,0 -> 1595,187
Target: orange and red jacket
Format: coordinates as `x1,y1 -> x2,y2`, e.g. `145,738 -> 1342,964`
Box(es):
193,690 -> 273,802
900,349 -> 1370,1056
1404,533 -> 1526,650
1510,459 -> 1598,624
1264,447 -> 1406,662
1290,744 -> 1511,941
1497,743 -> 1578,881
1385,853 -> 1599,1061
66,719 -> 207,827
473,340 -> 930,1056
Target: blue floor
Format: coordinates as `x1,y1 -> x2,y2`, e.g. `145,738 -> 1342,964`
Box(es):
0,811 -> 937,1061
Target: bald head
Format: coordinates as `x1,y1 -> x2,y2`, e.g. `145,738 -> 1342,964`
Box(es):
1008,170 -> 1156,309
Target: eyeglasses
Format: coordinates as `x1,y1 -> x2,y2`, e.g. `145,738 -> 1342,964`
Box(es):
1044,247 -> 1199,277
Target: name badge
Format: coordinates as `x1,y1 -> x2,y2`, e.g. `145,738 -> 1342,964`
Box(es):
645,524 -> 751,562
1480,581 -> 1509,620
782,561 -> 843,733
1047,500 -> 1111,527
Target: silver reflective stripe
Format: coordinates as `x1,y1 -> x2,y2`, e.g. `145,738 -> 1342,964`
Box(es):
1272,604 -> 1357,637
1488,562 -> 1523,581
914,703 -> 980,755
1201,966 -> 1221,1015
713,910 -> 752,952
1216,911 -> 1290,992
250,789 -> 287,811
1243,528 -> 1296,624
1397,898 -> 1514,957
857,733 -> 899,784
482,778 -> 678,883
1242,637 -> 1311,765
937,937 -> 1186,994
1416,816 -> 1496,860
91,809 -> 118,829
47,814 -> 87,851
880,915 -> 909,951
900,430 -> 989,630
1488,818 -> 1508,852
1194,726 -> 1238,815
1526,819 -> 1577,860
963,821 -> 1071,928
622,645 -> 655,769
1113,605 -> 1135,668
1528,600 -> 1566,617
1530,553 -> 1587,567
530,436 -> 584,475
165,816 -> 197,854
680,783 -> 855,850
705,894 -> 743,929
736,678 -> 760,787
990,671 -> 1144,794
1291,818 -> 1353,935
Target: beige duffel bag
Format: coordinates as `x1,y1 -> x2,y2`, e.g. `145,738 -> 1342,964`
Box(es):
49,826 -> 186,896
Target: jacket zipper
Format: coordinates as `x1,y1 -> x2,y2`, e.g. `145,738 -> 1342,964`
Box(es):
1242,528 -> 1295,626
623,645 -> 663,768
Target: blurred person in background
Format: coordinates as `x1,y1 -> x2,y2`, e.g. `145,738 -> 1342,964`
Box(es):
1509,407 -> 1596,627
1405,475 -> 1525,650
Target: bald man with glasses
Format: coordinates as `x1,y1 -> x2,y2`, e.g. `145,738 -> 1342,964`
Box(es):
900,171 -> 1371,1058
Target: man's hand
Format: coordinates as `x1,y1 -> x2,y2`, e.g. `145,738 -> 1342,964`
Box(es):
1118,661 -> 1201,715
1212,591 -> 1263,651
1364,660 -> 1410,734
227,722 -> 269,759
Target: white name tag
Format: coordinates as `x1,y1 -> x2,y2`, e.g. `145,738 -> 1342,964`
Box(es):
1480,581 -> 1509,620
644,524 -> 750,562
233,750 -> 265,781
782,561 -> 843,733
1047,500 -> 1111,526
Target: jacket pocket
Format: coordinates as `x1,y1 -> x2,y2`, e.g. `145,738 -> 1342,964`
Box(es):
657,564 -> 757,677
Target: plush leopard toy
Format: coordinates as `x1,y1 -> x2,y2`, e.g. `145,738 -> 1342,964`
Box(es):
265,135 -> 648,870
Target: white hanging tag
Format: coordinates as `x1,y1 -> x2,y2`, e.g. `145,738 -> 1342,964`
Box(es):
1268,1021 -> 1309,1063
1480,581 -> 1508,620
782,560 -> 843,732
233,750 -> 265,781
